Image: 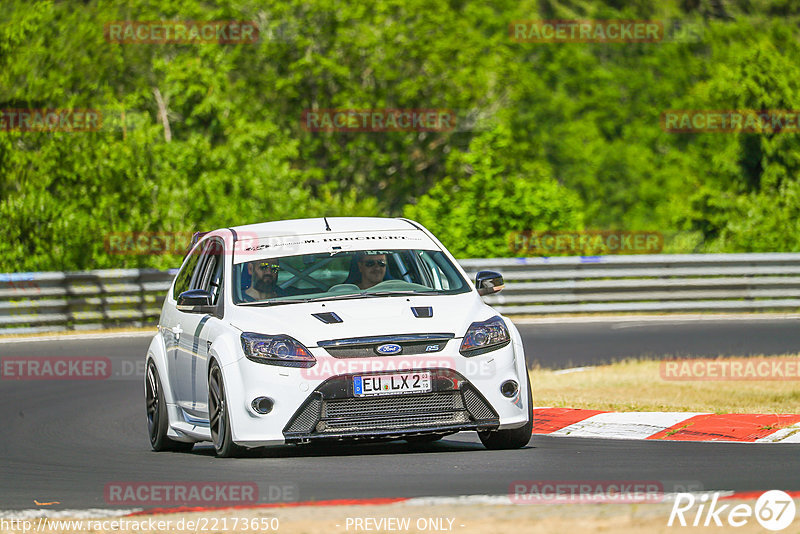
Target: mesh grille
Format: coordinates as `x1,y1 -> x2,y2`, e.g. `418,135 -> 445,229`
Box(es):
285,397 -> 322,433
286,387 -> 495,437
324,391 -> 462,419
318,391 -> 466,433
324,411 -> 469,432
462,387 -> 496,420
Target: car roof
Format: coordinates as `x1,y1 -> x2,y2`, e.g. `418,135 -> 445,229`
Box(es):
226,217 -> 421,239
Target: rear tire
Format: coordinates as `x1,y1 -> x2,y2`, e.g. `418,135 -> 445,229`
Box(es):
145,360 -> 194,452
478,372 -> 533,450
209,361 -> 246,458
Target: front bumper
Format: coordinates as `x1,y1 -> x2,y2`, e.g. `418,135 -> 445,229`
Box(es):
282,369 -> 499,443
224,331 -> 529,447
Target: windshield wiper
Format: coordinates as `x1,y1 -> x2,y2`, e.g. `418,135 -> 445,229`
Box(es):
237,299 -> 303,306
238,290 -> 440,306
302,293 -> 368,302
365,290 -> 440,297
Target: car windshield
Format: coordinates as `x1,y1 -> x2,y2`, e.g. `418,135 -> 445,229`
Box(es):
233,249 -> 469,305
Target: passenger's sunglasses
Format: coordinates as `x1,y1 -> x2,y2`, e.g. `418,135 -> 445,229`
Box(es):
256,263 -> 280,272
362,260 -> 386,267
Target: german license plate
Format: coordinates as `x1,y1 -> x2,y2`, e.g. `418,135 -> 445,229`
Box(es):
353,372 -> 432,397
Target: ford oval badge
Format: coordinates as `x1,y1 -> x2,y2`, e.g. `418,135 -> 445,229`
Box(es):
375,343 -> 402,355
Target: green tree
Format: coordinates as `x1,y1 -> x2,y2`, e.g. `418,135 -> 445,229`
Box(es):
405,125 -> 584,257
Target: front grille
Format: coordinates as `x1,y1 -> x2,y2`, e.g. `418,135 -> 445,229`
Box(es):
318,334 -> 453,358
319,391 -> 466,433
463,386 -> 496,420
282,371 -> 500,440
285,395 -> 322,433
325,391 -> 463,419
324,411 -> 469,432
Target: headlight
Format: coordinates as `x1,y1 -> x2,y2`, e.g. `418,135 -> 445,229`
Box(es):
241,333 -> 316,368
459,316 -> 511,357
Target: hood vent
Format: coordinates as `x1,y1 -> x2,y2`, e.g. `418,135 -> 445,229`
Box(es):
312,312 -> 343,324
411,306 -> 433,318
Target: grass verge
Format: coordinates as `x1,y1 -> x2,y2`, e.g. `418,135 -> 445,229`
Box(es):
532,354 -> 800,413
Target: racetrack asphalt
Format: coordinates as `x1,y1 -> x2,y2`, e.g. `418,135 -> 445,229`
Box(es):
1,317 -> 798,511
516,315 -> 800,369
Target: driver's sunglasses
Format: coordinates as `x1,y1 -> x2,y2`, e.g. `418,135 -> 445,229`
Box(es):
257,262 -> 280,272
363,260 -> 386,267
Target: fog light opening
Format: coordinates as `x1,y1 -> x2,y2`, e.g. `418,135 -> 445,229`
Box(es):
252,396 -> 274,414
500,380 -> 519,398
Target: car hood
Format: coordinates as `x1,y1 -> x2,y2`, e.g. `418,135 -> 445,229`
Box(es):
228,292 -> 492,346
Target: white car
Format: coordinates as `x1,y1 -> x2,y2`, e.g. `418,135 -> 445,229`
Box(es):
145,217 -> 532,456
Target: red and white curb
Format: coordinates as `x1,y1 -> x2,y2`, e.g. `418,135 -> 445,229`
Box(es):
533,408 -> 800,443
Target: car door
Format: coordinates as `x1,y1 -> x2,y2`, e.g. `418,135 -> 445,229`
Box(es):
162,245 -> 203,406
187,239 -> 226,417
173,238 -> 224,416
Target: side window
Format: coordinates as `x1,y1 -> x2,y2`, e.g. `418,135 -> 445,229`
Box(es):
195,239 -> 224,305
172,247 -> 203,300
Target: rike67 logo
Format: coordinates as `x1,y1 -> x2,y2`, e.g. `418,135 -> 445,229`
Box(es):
668,490 -> 796,531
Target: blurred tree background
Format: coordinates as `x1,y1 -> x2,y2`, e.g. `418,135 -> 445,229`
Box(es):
2,0 -> 800,270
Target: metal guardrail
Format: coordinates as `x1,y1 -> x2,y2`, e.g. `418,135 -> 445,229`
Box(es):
0,269 -> 178,335
460,253 -> 800,315
2,253 -> 800,334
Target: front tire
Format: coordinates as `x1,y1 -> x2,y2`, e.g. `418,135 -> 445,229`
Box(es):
145,360 -> 194,452
209,361 -> 246,458
478,372 -> 533,450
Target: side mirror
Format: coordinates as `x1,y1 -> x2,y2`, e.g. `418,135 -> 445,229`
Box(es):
177,289 -> 214,313
475,271 -> 505,296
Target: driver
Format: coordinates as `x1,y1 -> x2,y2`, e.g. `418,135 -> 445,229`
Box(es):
356,253 -> 388,290
244,260 -> 287,301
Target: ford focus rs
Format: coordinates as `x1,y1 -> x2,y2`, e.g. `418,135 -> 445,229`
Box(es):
144,217 -> 532,456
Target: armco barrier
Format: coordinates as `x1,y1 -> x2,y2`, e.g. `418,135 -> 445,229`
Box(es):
460,253 -> 800,315
0,269 -> 178,334
2,253 -> 800,334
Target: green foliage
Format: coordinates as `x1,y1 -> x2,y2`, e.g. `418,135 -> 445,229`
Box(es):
2,0 -> 800,270
673,30 -> 800,251
405,125 -> 584,257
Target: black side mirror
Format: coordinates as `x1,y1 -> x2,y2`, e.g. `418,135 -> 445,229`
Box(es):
475,271 -> 505,296
177,289 -> 214,312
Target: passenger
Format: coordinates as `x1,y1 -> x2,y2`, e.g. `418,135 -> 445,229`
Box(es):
244,260 -> 287,301
356,253 -> 388,290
